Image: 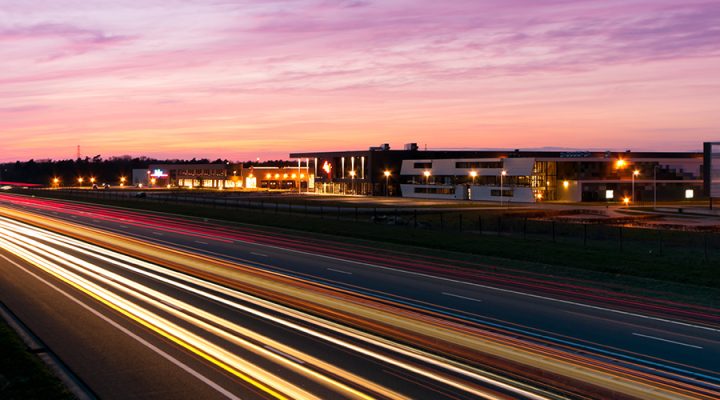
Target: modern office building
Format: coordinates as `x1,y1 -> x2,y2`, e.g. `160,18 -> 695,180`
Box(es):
291,144 -> 705,203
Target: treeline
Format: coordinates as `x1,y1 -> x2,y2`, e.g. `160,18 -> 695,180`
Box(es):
0,156 -> 291,185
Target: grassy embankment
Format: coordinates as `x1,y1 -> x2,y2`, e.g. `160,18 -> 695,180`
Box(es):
0,318 -> 74,399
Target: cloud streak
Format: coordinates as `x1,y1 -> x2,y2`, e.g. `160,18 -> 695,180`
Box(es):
1,0 -> 719,161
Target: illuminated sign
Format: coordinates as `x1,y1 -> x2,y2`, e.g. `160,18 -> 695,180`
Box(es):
322,161 -> 332,176
150,169 -> 168,178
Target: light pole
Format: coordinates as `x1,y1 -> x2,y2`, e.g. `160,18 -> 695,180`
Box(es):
77,177 -> 83,187
653,165 -> 659,209
469,170 -> 477,185
423,170 -> 431,185
349,170 -> 356,195
500,170 -> 507,207
384,170 -> 391,196
632,170 -> 640,204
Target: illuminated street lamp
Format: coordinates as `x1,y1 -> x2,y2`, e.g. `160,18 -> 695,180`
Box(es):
500,170 -> 507,207
150,177 -> 157,186
77,177 -> 84,186
349,170 -> 356,194
120,176 -> 126,187
423,170 -> 431,185
469,170 -> 477,185
384,170 -> 391,196
616,159 -> 627,169
52,177 -> 60,188
623,197 -> 631,207
632,170 -> 640,203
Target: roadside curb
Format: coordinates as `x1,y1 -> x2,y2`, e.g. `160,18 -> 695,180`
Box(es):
0,300 -> 97,400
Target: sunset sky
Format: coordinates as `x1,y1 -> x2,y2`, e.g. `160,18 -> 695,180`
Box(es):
2,0 -> 719,162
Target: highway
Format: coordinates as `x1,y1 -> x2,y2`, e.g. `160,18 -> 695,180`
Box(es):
1,193 -> 719,399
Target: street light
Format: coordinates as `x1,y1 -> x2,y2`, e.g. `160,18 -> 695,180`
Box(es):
150,177 -> 157,186
653,165 -> 660,210
77,177 -> 84,186
616,159 -> 627,169
500,170 -> 507,207
90,177 -> 96,183
349,170 -> 356,194
632,170 -> 640,204
423,170 -> 431,185
120,176 -> 126,187
469,170 -> 477,185
384,170 -> 391,196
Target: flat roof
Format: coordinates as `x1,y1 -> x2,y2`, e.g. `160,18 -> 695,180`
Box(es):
290,149 -> 702,159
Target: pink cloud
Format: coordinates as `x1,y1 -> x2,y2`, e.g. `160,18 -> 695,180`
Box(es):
1,0 -> 719,162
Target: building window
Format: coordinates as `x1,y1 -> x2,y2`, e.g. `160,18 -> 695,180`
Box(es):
414,187 -> 455,195
685,189 -> 694,199
455,161 -> 502,169
605,190 -> 614,199
490,189 -> 514,197
414,162 -> 432,169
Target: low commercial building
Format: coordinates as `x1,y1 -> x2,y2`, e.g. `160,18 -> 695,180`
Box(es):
291,144 -> 705,203
132,163 -> 312,190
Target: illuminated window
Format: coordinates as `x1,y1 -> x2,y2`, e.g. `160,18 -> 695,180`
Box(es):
685,189 -> 694,199
605,190 -> 614,199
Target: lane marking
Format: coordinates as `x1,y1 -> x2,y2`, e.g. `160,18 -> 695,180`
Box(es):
195,240 -> 209,245
152,231 -> 164,236
0,253 -> 243,400
632,333 -> 703,349
442,292 -> 483,303
16,200 -> 717,334
250,252 -> 268,257
327,268 -> 352,275
120,225 -> 128,229
239,242 -> 720,333
263,346 -> 305,365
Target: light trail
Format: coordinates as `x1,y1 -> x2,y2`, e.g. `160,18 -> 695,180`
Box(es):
0,216 -> 543,400
1,206 -> 718,400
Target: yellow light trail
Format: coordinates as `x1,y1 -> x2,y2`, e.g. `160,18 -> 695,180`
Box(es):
1,207 -> 716,400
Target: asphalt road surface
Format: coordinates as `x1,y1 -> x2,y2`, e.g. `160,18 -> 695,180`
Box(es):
1,193 -> 718,399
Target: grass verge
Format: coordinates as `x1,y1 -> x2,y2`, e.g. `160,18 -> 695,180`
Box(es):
0,318 -> 74,399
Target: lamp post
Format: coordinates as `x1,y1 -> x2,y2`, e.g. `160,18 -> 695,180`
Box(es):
349,170 -> 356,195
384,170 -> 391,196
77,177 -> 83,187
653,165 -> 659,209
632,170 -> 640,204
423,170 -> 431,185
469,170 -> 477,185
500,170 -> 507,207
